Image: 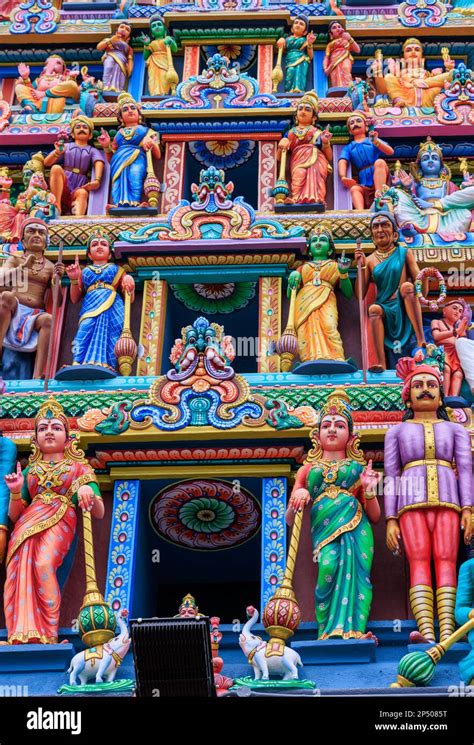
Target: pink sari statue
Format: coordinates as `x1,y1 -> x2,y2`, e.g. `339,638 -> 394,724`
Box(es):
4,397 -> 104,644
323,21 -> 360,90
277,91 -> 332,206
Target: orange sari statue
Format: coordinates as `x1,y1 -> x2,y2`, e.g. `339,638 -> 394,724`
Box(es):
3,397 -> 104,644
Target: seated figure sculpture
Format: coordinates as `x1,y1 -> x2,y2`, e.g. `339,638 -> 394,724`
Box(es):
382,137 -> 474,241
15,56 -> 81,114
373,38 -> 454,110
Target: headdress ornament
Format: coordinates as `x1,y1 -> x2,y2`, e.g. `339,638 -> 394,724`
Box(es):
70,114 -> 94,135
402,37 -> 423,51
87,226 -> 110,249
298,90 -> 319,113
396,346 -> 443,403
35,395 -> 69,433
317,388 -> 353,431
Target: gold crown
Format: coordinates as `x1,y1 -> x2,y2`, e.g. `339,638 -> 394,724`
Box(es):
35,396 -> 68,429
87,226 -> 110,247
402,37 -> 423,51
299,90 -> 319,113
416,136 -> 443,162
117,91 -> 138,109
309,225 -> 333,241
318,388 -> 353,426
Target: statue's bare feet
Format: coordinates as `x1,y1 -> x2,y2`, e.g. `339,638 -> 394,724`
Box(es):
60,639 -> 69,644
409,630 -> 434,644
439,232 -> 466,243
360,631 -> 379,646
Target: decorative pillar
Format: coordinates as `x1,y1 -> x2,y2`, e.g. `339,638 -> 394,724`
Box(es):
261,477 -> 288,609
137,279 -> 168,376
332,144 -> 353,211
183,45 -> 200,80
258,140 -> 277,212
257,44 -> 274,94
129,52 -> 145,101
258,276 -> 281,373
105,480 -> 141,616
313,50 -> 327,97
162,141 -> 186,213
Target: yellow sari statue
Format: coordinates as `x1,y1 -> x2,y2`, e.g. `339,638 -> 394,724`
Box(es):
288,228 -> 353,362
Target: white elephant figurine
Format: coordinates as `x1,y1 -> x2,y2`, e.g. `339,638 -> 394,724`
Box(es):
239,605 -> 303,681
67,609 -> 131,685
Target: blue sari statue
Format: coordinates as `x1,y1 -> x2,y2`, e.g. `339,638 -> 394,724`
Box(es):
98,92 -> 161,208
57,230 -> 135,380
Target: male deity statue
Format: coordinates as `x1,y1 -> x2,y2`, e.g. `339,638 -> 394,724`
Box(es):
0,219 -> 64,378
386,137 -> 474,241
43,115 -> 105,216
354,213 -> 426,371
372,37 -> 454,109
15,56 -> 80,115
338,111 -> 394,210
384,350 -> 473,644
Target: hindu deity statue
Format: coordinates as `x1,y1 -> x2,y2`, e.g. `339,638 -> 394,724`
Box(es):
97,93 -> 161,210
372,37 -> 454,110
174,593 -> 203,619
383,138 -> 474,241
0,219 -> 64,378
322,20 -> 360,93
0,153 -> 53,241
277,91 -> 332,207
3,396 -> 104,644
287,389 -> 381,640
43,115 -> 105,217
141,18 -> 178,97
97,23 -> 134,94
355,213 -> 426,371
287,227 -> 352,363
15,56 -> 80,114
61,229 -> 135,378
276,17 -> 316,94
338,111 -> 393,210
431,299 -> 471,399
384,350 -> 473,643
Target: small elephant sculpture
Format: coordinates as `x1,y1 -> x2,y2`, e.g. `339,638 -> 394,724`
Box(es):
239,605 -> 303,681
67,609 -> 130,685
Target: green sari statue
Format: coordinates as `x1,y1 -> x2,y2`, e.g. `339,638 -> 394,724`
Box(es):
277,17 -> 315,94
289,389 -> 381,640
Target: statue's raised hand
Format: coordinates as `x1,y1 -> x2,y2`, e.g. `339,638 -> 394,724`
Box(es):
97,127 -> 111,150
18,63 -> 30,80
66,254 -> 81,281
5,462 -> 24,495
361,459 -> 380,497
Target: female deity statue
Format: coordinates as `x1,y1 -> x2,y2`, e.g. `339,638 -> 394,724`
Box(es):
97,23 -> 134,94
288,390 -> 381,640
97,93 -> 161,209
141,18 -> 178,97
277,91 -> 332,207
276,17 -> 316,94
3,397 -> 104,644
287,227 -> 352,363
322,20 -> 360,92
62,229 -> 135,377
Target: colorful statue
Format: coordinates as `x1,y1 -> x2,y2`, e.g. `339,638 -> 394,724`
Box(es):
288,389 -> 381,640
175,593 -> 203,619
238,606 -> 303,679
15,56 -> 80,114
97,23 -> 134,94
0,154 -> 51,241
354,213 -> 426,372
322,20 -> 360,92
141,18 -> 178,96
455,556 -> 474,686
386,138 -> 474,241
3,396 -> 104,643
43,115 -> 105,217
0,219 -> 64,378
287,227 -> 352,363
276,17 -> 315,94
384,351 -> 473,643
431,299 -> 471,398
97,93 -> 161,209
338,111 -> 393,210
277,91 -> 332,207
373,38 -> 454,109
62,229 -> 135,377
67,609 -> 131,685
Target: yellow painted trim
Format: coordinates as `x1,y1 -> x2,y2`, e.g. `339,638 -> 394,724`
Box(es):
108,464 -> 292,480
